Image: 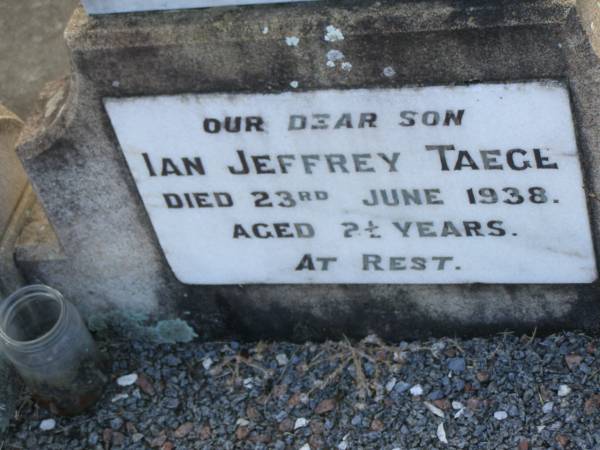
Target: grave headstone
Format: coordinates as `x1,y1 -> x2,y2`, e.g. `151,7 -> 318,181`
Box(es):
13,0 -> 600,340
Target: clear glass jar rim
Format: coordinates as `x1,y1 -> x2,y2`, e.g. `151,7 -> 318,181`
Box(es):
0,284 -> 67,350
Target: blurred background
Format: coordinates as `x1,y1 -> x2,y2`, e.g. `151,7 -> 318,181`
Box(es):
0,0 -> 79,118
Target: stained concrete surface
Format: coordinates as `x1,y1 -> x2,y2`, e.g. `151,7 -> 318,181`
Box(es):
13,2 -> 600,341
0,0 -> 79,118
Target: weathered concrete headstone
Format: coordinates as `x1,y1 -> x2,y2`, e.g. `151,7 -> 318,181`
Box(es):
14,0 -> 600,340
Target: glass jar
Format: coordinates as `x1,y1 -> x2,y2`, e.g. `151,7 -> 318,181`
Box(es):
0,285 -> 108,416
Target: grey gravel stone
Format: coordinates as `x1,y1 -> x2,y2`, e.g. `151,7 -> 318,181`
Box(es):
110,417 -> 123,430
164,398 -> 180,409
274,411 -> 287,422
448,357 -> 466,373
88,432 -> 99,445
2,332 -> 600,449
351,414 -> 362,426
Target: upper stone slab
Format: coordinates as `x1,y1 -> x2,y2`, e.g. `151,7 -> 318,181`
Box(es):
81,0 -> 317,15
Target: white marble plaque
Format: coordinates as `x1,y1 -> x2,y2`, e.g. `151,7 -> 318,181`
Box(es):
105,81 -> 597,285
82,0 -> 316,14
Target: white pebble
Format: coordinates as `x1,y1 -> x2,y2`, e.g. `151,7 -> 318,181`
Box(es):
299,444 -> 311,450
337,434 -> 350,449
363,334 -> 380,345
243,377 -> 254,389
452,401 -> 464,410
385,377 -> 397,392
262,26 -> 269,34
116,373 -> 138,387
202,357 -> 213,370
324,25 -> 344,42
542,402 -> 554,413
285,36 -> 300,47
276,353 -> 289,365
409,384 -> 424,396
437,422 -> 448,444
424,401 -> 445,418
494,411 -> 508,420
558,384 -> 571,397
431,341 -> 446,352
341,62 -> 353,72
393,351 -> 407,362
40,419 -> 56,431
236,418 -> 250,427
294,417 -> 309,429
111,393 -> 129,402
290,81 -> 299,89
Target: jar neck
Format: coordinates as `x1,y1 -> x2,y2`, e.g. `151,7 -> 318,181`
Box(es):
0,285 -> 70,353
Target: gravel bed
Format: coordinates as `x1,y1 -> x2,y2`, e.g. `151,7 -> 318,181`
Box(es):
1,331 -> 600,449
